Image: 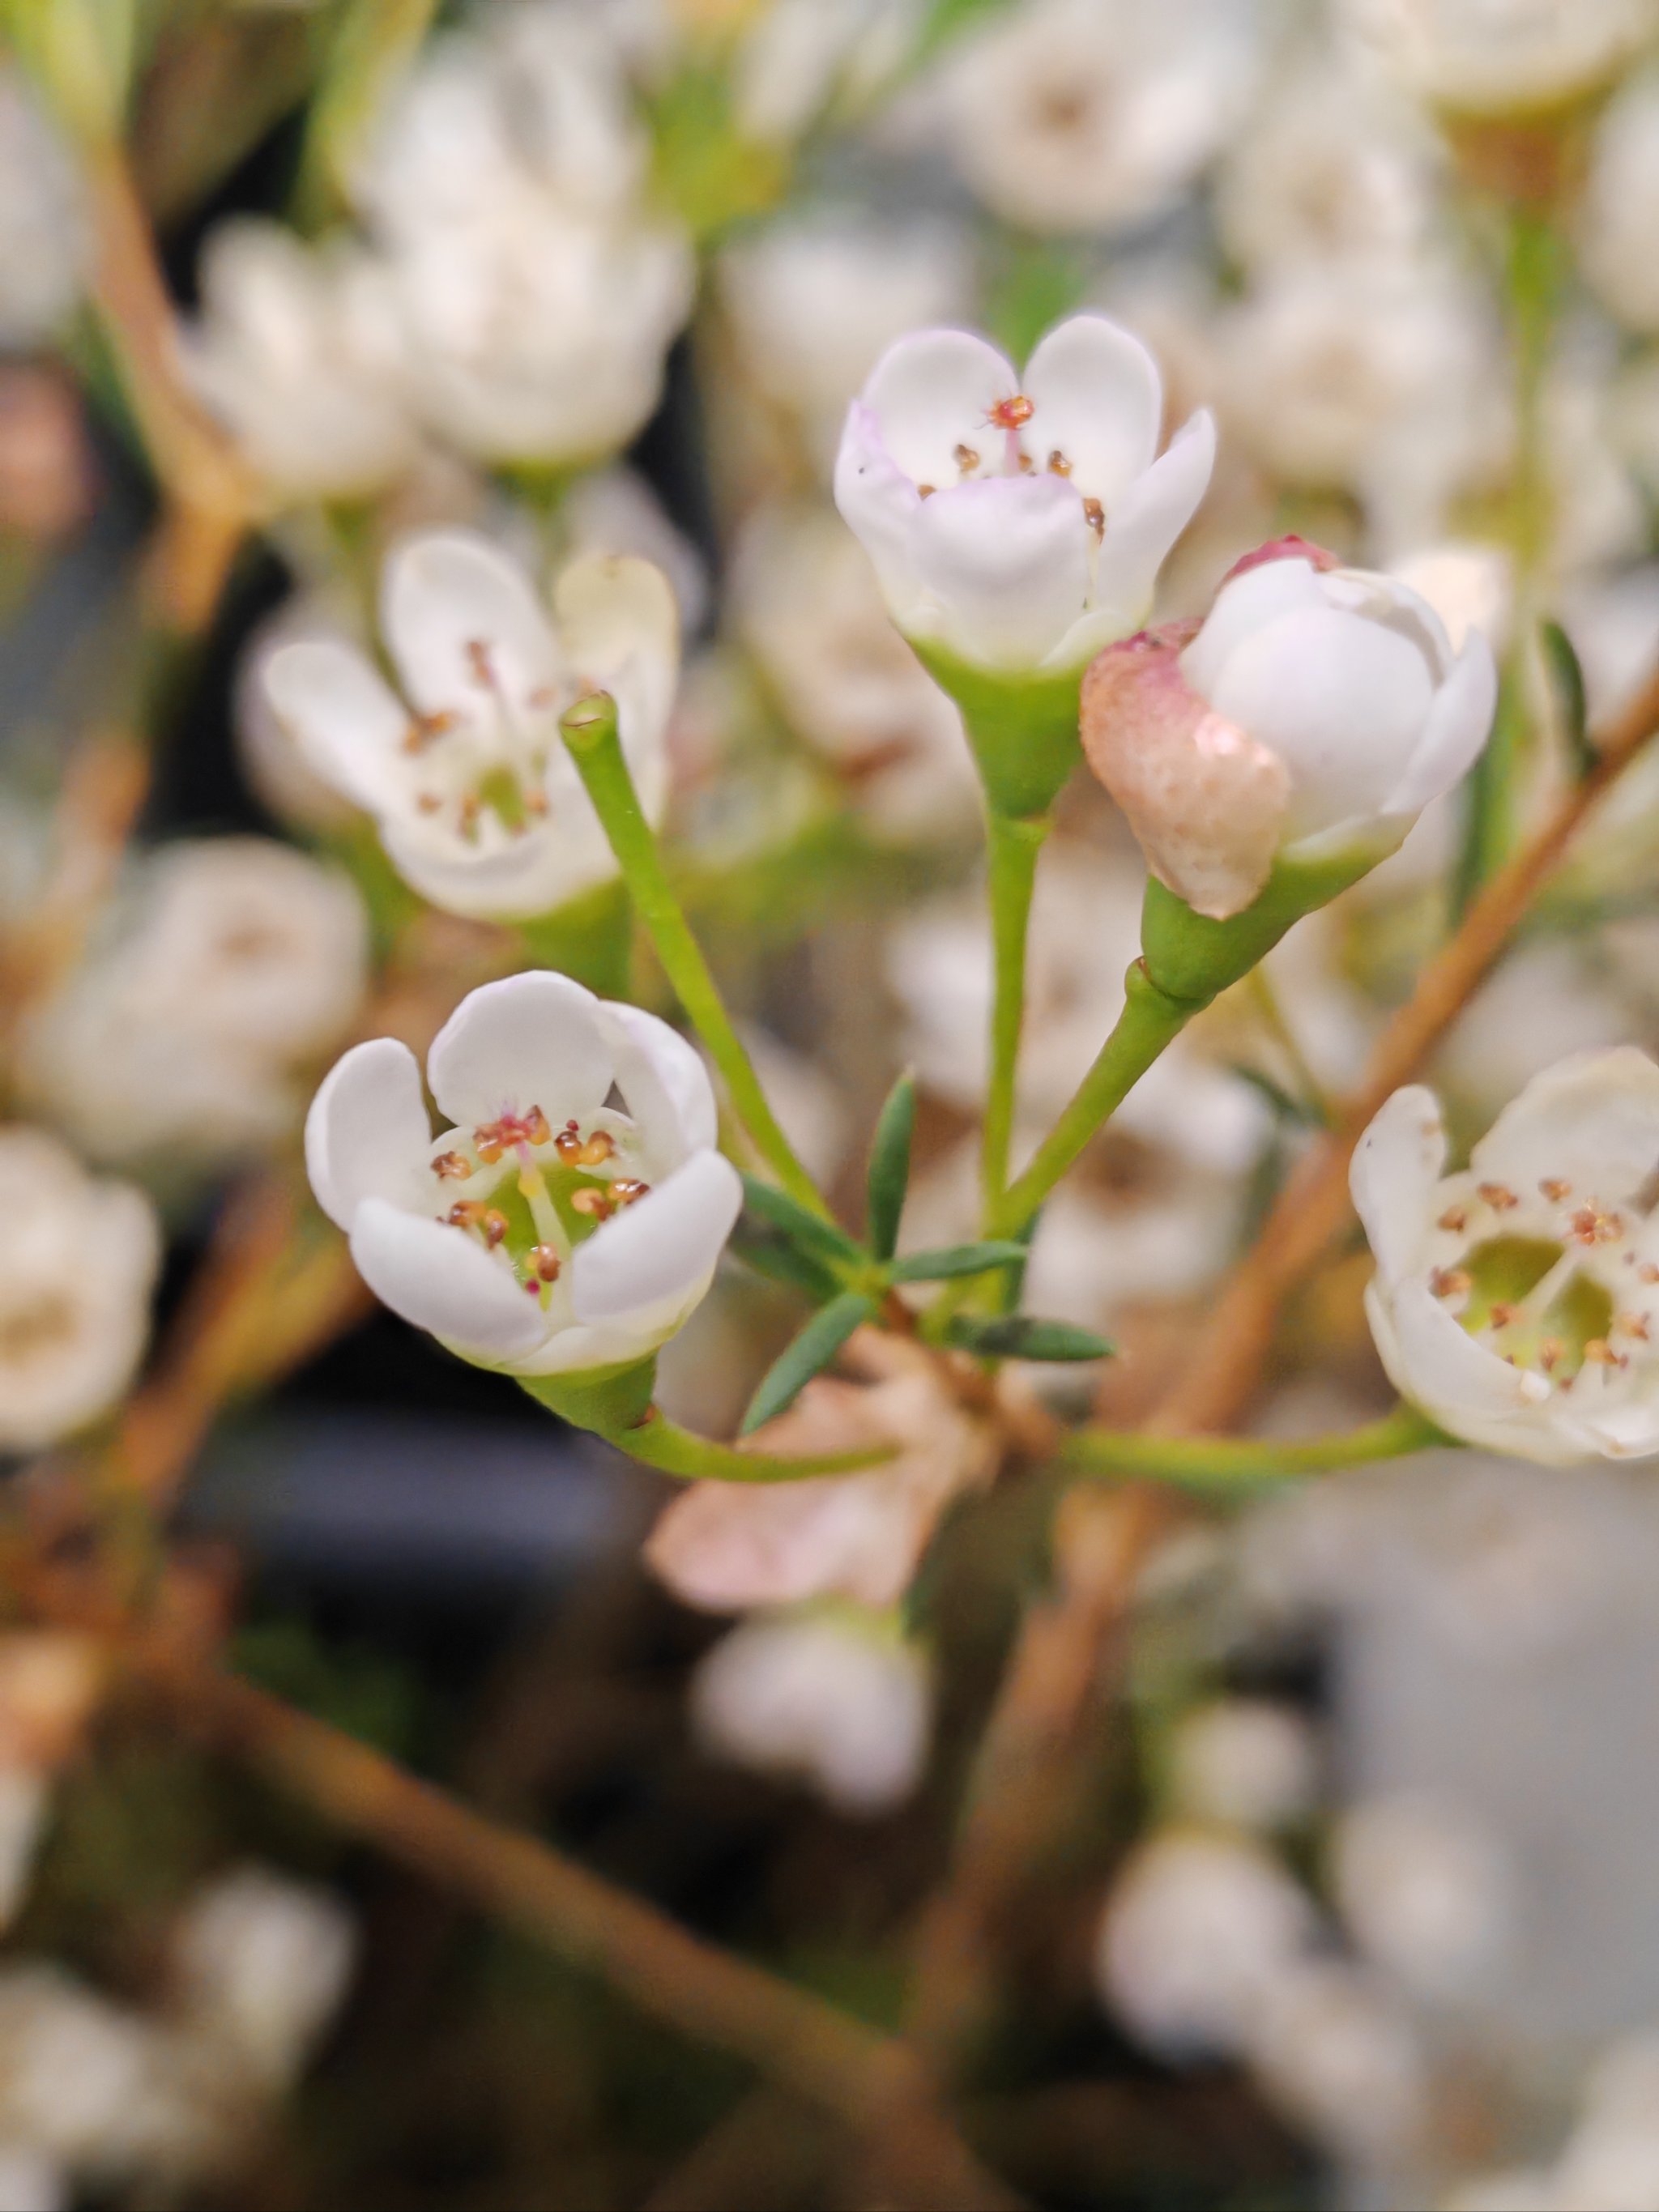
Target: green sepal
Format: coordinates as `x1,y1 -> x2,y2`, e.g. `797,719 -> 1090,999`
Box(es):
1540,618 -> 1595,781
909,643 -> 1083,820
740,1174 -> 864,1272
729,1227 -> 844,1304
889,1241 -> 1030,1283
943,1314 -> 1113,1362
1139,845 -> 1385,1011
865,1071 -> 916,1262
518,1355 -> 659,1434
740,1291 -> 878,1436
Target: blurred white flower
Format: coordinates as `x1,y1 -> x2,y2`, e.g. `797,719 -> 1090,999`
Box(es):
1082,543 -> 1495,919
1218,266 -> 1501,555
1333,1792 -> 1515,2003
1243,1958 -> 1430,2163
936,0 -> 1262,235
1437,942 -> 1637,1123
234,594 -> 365,836
730,503 -> 979,840
1442,2170 -> 1563,2212
1096,1826 -> 1319,2057
306,970 -> 742,1376
558,467 -> 710,634
719,211 -> 976,467
187,222 -> 421,505
834,314 -> 1214,676
729,0 -> 915,143
0,2146 -> 62,2212
0,70 -> 84,347
355,6 -> 692,466
0,1131 -> 158,1452
267,531 -> 678,920
20,840 -> 369,1173
1552,2035 -> 1659,2210
1217,47 -> 1441,278
1167,1699 -> 1320,1831
1391,541 -> 1515,657
1582,73 -> 1659,330
1352,1049 -> 1659,1463
646,1333 -> 996,1611
691,1607 -> 932,1816
1343,0 -> 1659,117
173,1867 -> 356,2091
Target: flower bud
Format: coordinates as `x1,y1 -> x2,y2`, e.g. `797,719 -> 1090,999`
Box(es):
1081,539 -> 1496,921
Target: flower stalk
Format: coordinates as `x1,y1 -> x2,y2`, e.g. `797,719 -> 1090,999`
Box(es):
1061,1403 -> 1446,1494
981,806 -> 1050,1213
518,1365 -> 891,1484
560,689 -> 833,1224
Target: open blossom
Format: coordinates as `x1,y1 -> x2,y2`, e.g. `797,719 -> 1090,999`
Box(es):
1341,0 -> 1659,117
265,531 -> 677,921
1081,540 -> 1496,919
306,971 -> 742,1377
187,221 -> 420,504
691,1609 -> 933,1817
934,0 -> 1261,237
0,69 -> 85,347
1581,73 -> 1659,333
1352,1049 -> 1659,1463
172,1869 -> 356,2093
834,313 -> 1214,676
0,1131 -> 158,1452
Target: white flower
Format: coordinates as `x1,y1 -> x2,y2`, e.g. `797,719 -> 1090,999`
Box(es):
354,8 -> 692,467
0,1130 -> 158,1453
1167,1699 -> 1320,1832
1582,73 -> 1659,331
19,840 -> 369,1174
1351,1048 -> 1659,1462
719,211 -> 976,469
729,503 -> 980,840
172,1868 -> 355,2091
835,314 -> 1214,677
186,221 -> 420,504
1333,1792 -> 1515,2002
1342,0 -> 1659,117
0,70 -> 84,347
690,1608 -> 932,1817
1242,1958 -> 1430,2164
646,1334 -> 996,1611
305,970 -> 742,1377
1096,1827 -> 1319,2059
1081,542 -> 1496,919
934,0 -> 1261,236
265,531 -> 678,921
0,2145 -> 63,2212
1554,2036 -> 1659,2212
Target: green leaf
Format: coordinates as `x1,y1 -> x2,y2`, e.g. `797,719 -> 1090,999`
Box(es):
943,1314 -> 1114,1362
740,1174 -> 864,1272
729,1228 -> 843,1304
740,1292 -> 878,1435
865,1072 -> 916,1261
889,1241 -> 1030,1282
1541,618 -> 1595,781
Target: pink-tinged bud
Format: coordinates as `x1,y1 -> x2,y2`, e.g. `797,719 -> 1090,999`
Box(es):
1081,624 -> 1290,922
1081,546 -> 1499,919
1220,535 -> 1340,586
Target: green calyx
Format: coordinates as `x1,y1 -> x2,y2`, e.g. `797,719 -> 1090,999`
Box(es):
1139,843 -> 1388,1012
519,1357 -> 660,1434
910,643 -> 1084,821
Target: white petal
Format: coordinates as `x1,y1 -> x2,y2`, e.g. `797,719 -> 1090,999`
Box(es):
1206,606 -> 1435,839
1380,633 -> 1498,817
1021,314 -> 1162,506
907,475 -> 1090,670
262,641 -> 408,813
1180,556 -> 1329,702
1575,1399 -> 1659,1460
599,1001 -> 719,1159
570,1149 -> 742,1323
1471,1046 -> 1659,1209
858,326 -> 1019,488
552,552 -> 679,750
381,530 -> 561,724
1369,1279 -> 1559,1451
349,1198 -> 548,1361
1080,409 -> 1218,649
379,807 -> 617,923
305,1038 -> 433,1230
425,971 -> 612,1131
1350,1085 -> 1447,1285
834,400 -> 927,621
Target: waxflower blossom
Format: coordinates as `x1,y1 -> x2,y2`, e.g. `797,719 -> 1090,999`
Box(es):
1081,539 -> 1496,919
264,531 -> 677,921
834,313 -> 1214,677
1352,1048 -> 1659,1463
1343,0 -> 1659,118
0,1130 -> 159,1452
305,971 -> 743,1378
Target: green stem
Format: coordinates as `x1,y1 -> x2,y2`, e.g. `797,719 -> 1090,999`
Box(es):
561,692 -> 832,1223
1062,1403 -> 1448,1495
981,808 -> 1049,1214
607,1412 -> 891,1485
987,959 -> 1192,1239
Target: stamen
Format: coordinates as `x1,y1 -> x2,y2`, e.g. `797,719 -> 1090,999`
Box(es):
474,1107 -> 552,1165
1082,497 -> 1105,535
530,1244 -> 562,1282
1583,1338 -> 1624,1367
1488,1302 -> 1517,1329
416,793 -> 441,813
1431,1267 -> 1471,1301
465,639 -> 494,686
608,1178 -> 650,1206
917,484 -> 936,499
431,1151 -> 471,1180
1569,1204 -> 1623,1246
953,442 -> 980,473
1540,1178 -> 1572,1202
1047,449 -> 1072,475
577,1131 -> 616,1168
447,1201 -> 508,1247
1641,1264 -> 1659,1283
1437,1205 -> 1468,1233
570,1187 -> 614,1221
1478,1183 -> 1520,1211
524,789 -> 549,816
1619,1312 -> 1652,1340
1016,450 -> 1034,473
1539,1338 -> 1563,1372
